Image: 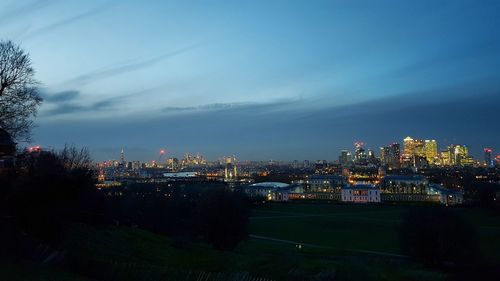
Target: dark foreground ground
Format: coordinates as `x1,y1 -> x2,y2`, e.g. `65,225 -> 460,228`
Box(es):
2,203 -> 500,280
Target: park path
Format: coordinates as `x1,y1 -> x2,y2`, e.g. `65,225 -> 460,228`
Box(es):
249,234 -> 409,258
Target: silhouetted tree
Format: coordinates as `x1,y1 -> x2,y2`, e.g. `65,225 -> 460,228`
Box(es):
194,188 -> 249,250
400,207 -> 479,267
7,145 -> 96,247
0,40 -> 42,141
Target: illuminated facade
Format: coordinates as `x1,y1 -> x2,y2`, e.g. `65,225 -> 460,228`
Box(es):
224,156 -> 238,180
380,143 -> 400,168
453,144 -> 469,166
402,136 -> 425,167
341,185 -> 380,203
424,140 -> 438,165
339,150 -> 352,166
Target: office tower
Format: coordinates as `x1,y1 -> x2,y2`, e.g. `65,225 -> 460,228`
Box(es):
484,148 -> 493,166
424,140 -> 438,165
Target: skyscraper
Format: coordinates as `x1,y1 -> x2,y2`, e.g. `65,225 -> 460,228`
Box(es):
453,145 -> 468,166
339,150 -> 352,166
424,140 -> 438,165
403,136 -> 415,157
380,143 -> 400,168
484,148 -> 493,167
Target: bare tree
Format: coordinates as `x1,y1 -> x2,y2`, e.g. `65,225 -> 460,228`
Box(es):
0,40 -> 42,141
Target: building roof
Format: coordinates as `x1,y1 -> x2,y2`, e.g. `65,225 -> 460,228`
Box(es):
0,128 -> 15,146
344,184 -> 378,190
248,182 -> 290,188
308,174 -> 345,180
382,175 -> 427,181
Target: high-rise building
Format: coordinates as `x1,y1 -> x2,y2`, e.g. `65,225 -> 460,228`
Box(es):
403,137 -> 425,167
354,141 -> 367,163
424,140 -> 438,165
484,148 -> 493,166
380,143 -> 400,168
440,150 -> 452,166
453,144 -> 468,166
403,137 -> 415,157
120,148 -> 125,166
339,150 -> 352,166
388,143 -> 401,168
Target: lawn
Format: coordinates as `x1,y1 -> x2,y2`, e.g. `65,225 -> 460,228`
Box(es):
249,202 -> 500,262
4,202 -> 498,280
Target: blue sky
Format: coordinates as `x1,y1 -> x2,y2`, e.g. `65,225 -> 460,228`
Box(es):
1,0 -> 499,161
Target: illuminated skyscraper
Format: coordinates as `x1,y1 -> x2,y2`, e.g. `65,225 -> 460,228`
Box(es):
339,150 -> 352,166
354,141 -> 367,163
484,148 -> 493,166
388,143 -> 401,167
424,140 -> 438,165
453,145 -> 468,165
403,137 -> 415,157
380,143 -> 400,168
403,137 -> 424,167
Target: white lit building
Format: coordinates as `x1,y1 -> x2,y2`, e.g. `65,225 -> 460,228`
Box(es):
341,184 -> 380,203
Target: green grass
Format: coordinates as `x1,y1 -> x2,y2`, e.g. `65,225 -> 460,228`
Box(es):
249,203 -> 500,262
6,202 -> 499,280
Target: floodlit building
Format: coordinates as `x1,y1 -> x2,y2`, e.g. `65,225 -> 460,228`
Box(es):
242,182 -> 303,202
341,184 -> 380,203
380,175 -> 428,194
307,174 -> 346,192
428,184 -> 464,205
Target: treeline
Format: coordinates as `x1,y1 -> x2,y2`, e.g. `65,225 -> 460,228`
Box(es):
0,147 -> 250,262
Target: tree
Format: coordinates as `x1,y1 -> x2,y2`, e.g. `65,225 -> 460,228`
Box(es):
0,40 -> 42,141
399,207 -> 479,267
194,188 -> 249,250
7,145 -> 96,247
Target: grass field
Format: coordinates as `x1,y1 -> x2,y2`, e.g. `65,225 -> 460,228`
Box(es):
249,203 -> 500,262
3,203 -> 499,280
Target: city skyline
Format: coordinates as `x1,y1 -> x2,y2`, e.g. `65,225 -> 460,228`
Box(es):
1,0 -> 499,161
94,135 -> 493,164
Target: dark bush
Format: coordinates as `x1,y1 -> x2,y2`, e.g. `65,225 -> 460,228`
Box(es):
6,146 -> 96,247
194,188 -> 249,250
399,207 -> 479,267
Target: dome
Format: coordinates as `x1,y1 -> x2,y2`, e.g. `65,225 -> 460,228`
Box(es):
249,182 -> 290,188
0,128 -> 15,146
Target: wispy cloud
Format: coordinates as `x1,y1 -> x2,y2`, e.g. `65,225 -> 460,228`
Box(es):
45,99 -> 114,116
162,99 -> 301,114
41,89 -> 79,103
63,44 -> 201,87
20,1 -> 119,40
0,0 -> 55,26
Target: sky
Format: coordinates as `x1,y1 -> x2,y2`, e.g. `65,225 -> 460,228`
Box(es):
1,0 -> 499,162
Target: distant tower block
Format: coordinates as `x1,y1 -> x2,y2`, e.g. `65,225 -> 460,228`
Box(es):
120,148 -> 125,165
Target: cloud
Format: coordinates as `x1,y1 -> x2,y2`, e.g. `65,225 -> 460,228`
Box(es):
45,99 -> 115,116
64,44 -> 201,87
41,90 -> 80,103
0,0 -> 56,26
20,1 -> 119,40
162,99 -> 301,114
34,88 -> 500,162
